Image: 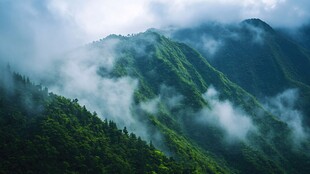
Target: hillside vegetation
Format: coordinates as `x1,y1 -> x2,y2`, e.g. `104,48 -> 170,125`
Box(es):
88,31 -> 310,173
0,67 -> 185,174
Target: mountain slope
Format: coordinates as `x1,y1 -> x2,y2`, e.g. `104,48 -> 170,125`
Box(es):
0,67 -> 185,174
87,31 -> 310,173
170,18 -> 310,124
3,28 -> 310,173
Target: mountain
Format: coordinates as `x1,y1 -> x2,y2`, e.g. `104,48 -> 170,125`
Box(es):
170,18 -> 310,125
81,31 -> 309,173
2,26 -> 310,173
0,67 -> 185,174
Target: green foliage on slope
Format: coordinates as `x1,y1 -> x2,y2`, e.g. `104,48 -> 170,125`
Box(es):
96,32 -> 233,174
94,31 -> 310,173
0,67 -> 185,174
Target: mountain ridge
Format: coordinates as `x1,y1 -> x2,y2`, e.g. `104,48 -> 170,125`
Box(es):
87,30 -> 310,173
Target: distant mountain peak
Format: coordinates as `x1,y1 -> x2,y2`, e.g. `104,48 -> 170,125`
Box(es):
241,18 -> 274,33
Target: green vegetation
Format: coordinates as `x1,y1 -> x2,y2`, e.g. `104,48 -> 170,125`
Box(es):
94,31 -> 310,173
0,67 -> 185,174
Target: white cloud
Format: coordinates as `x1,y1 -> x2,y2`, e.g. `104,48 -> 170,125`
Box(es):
1,0 -> 310,74
48,38 -> 140,129
47,0 -> 152,40
8,0 -> 307,41
197,86 -> 256,142
263,89 -> 308,146
140,97 -> 160,115
243,23 -> 266,44
140,85 -> 184,114
201,36 -> 224,56
40,35 -> 168,146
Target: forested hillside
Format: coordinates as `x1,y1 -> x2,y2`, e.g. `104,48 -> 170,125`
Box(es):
80,31 -> 310,173
0,66 -> 185,174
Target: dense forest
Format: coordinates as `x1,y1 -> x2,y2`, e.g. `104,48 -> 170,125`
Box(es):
0,66 -> 186,174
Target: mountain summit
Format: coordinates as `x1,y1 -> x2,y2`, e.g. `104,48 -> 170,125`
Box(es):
241,18 -> 275,33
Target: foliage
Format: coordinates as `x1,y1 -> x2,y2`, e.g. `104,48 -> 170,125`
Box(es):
0,67 -> 185,174
95,31 -> 310,174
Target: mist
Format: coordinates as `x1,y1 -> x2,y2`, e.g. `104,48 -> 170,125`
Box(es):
41,37 -> 163,144
263,89 -> 309,146
201,36 -> 223,57
1,0 -> 309,75
0,0 -> 87,78
168,19 -> 273,62
196,86 -> 256,142
243,22 -> 267,44
140,85 -> 184,115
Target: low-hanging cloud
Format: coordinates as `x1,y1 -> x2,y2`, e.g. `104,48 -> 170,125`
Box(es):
166,20 -> 269,62
196,86 -> 256,142
140,85 -> 184,115
243,23 -> 266,44
140,97 -> 160,115
263,89 -> 308,146
41,35 -> 168,149
48,38 -> 140,128
201,36 -> 224,57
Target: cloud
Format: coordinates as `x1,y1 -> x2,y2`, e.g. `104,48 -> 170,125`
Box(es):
57,0 -> 309,31
47,38 -> 139,128
167,20 -> 269,61
1,0 -> 309,77
140,97 -> 160,115
201,36 -> 224,57
243,23 -> 266,44
38,35 -> 169,149
196,86 -> 256,142
263,89 -> 308,146
0,0 -> 86,79
140,85 -> 184,115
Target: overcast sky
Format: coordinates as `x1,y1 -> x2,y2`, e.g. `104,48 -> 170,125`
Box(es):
1,0 -> 310,72
1,0 -> 310,41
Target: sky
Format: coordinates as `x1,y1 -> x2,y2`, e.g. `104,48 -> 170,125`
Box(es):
1,0 -> 310,42
1,0 -> 310,76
